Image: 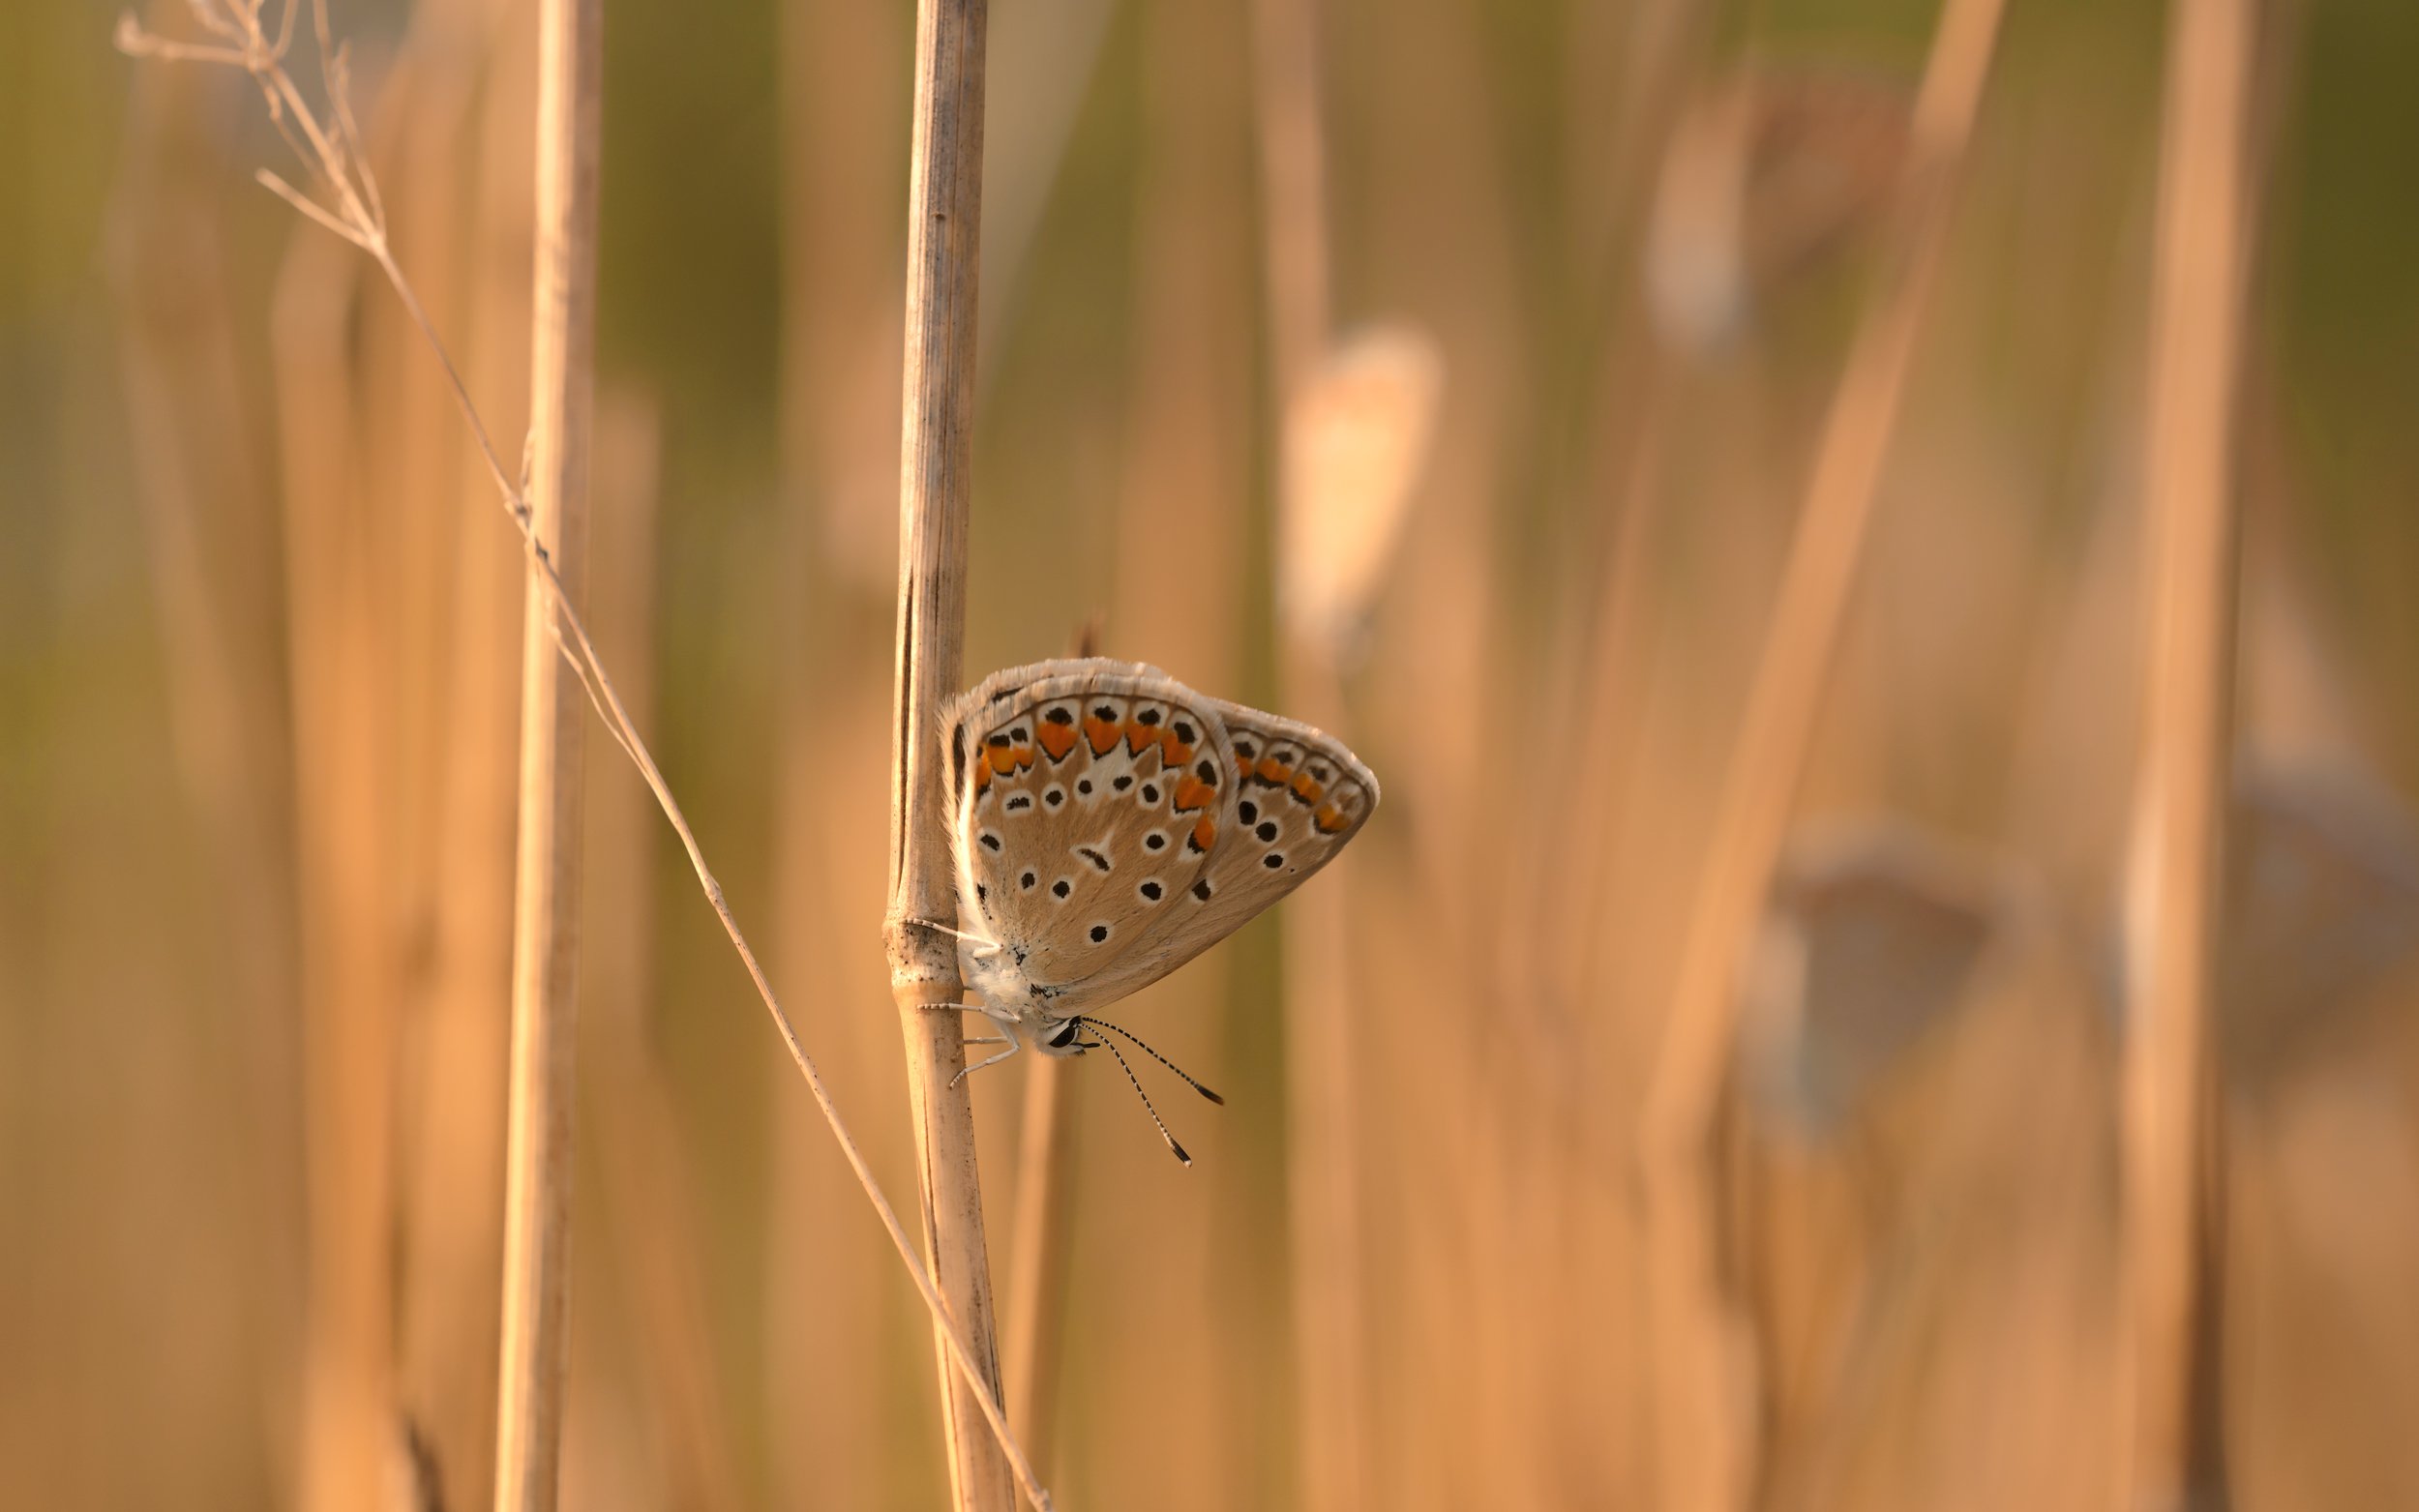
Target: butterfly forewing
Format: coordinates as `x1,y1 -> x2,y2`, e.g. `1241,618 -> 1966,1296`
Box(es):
946,662 -> 1239,994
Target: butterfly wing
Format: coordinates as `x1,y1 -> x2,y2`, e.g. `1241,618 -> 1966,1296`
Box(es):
942,660 -> 1241,1005
1068,700 -> 1381,1007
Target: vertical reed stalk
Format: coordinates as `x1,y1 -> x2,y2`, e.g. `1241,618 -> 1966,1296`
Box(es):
1000,1052 -> 1078,1503
1249,6 -> 1372,1508
582,393 -> 741,1512
492,0 -> 599,1504
883,3 -> 1010,1511
997,615 -> 1102,1509
1249,0 -> 1329,404
1637,0 -> 2007,1505
267,127 -> 398,1512
2121,0 -> 2255,1504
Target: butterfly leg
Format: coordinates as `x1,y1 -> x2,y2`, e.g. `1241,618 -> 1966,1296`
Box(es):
951,1026 -> 1024,1086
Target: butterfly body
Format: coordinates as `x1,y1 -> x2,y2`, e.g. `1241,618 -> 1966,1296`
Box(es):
939,659 -> 1379,1079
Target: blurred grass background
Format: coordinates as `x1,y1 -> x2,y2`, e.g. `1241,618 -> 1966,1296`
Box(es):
6,0 -> 2419,1507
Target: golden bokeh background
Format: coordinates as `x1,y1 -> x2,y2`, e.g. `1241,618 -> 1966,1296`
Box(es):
7,0 -> 2419,1508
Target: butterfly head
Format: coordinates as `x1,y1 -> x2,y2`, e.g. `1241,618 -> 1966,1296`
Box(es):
1035,1015 -> 1090,1058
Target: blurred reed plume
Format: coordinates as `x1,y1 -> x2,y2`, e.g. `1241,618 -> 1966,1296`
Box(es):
15,0 -> 2419,1506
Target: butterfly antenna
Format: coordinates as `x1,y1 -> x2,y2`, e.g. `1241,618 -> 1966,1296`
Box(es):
1087,1028 -> 1193,1167
1078,1017 -> 1225,1106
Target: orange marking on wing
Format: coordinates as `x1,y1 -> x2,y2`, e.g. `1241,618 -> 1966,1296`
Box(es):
1084,717 -> 1120,755
1315,802 -> 1350,834
1290,772 -> 1326,803
1255,756 -> 1293,785
1037,723 -> 1078,760
1158,732 -> 1195,768
974,761 -> 994,795
1013,743 -> 1036,772
1192,815 -> 1217,852
1236,755 -> 1252,782
987,746 -> 1018,778
1172,776 -> 1214,813
1125,721 -> 1156,756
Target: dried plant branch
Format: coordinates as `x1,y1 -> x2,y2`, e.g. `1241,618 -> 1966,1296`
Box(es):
254,166 -> 370,248
490,0 -> 598,1504
114,6 -> 1050,1507
880,2 -> 1013,1510
1635,0 -> 2010,1506
2119,0 -> 2256,1504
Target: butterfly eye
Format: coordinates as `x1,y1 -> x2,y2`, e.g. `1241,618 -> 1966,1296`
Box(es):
1049,1020 -> 1083,1049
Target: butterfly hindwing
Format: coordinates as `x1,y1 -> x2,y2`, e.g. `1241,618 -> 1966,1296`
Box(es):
1192,700 -> 1379,931
1065,700 -> 1380,1008
945,661 -> 1239,996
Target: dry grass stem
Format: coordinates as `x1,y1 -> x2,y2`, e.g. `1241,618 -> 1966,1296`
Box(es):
1000,1053 -> 1078,1508
2120,0 -> 2257,1503
1636,0 -> 2010,1504
1249,0 -> 1330,399
881,2 -> 1014,1508
1273,337 -> 1440,1512
1248,8 -> 1370,1508
490,0 -> 598,1504
114,5 -> 1050,1507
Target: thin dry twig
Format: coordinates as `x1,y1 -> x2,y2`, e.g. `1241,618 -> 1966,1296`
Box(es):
1635,0 -> 2010,1506
2120,0 -> 2256,1504
115,6 -> 1051,1507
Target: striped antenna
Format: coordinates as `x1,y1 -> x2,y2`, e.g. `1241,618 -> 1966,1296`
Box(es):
1087,1029 -> 1193,1167
1077,1017 -> 1226,1106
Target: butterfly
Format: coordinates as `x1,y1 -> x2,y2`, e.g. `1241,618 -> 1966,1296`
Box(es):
931,658 -> 1380,1162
